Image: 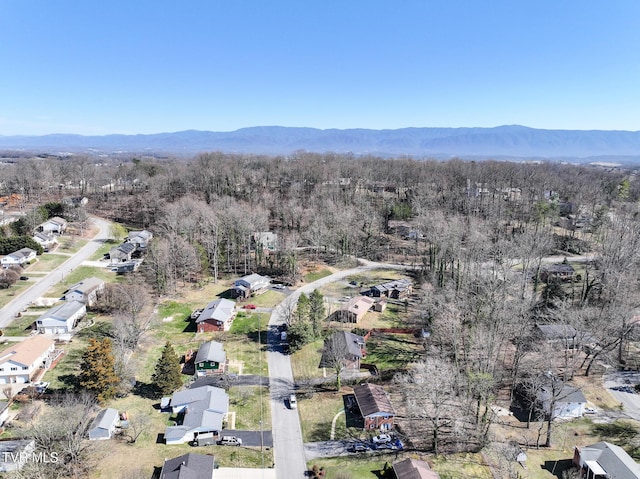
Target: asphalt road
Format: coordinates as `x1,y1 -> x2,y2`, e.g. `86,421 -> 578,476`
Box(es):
267,258 -> 409,479
0,216 -> 111,325
603,371 -> 640,421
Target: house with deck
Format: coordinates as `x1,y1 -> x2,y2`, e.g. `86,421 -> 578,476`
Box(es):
196,298 -> 236,332
232,273 -> 270,299
36,300 -> 86,335
162,386 -> 229,445
0,336 -> 55,384
194,341 -> 226,376
327,296 -> 375,323
0,248 -> 37,267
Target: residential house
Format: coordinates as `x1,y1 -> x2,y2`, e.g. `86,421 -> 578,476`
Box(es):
0,336 -> 55,384
162,386 -> 229,445
112,260 -> 140,274
32,232 -> 57,251
0,248 -> 37,267
196,298 -> 236,332
353,383 -> 395,431
194,341 -> 226,376
539,382 -> 587,420
36,300 -> 86,335
62,196 -> 88,207
88,408 -> 120,440
159,453 -> 215,479
0,439 -> 36,472
127,230 -> 153,250
253,231 -> 278,252
540,263 -> 575,283
533,323 -> 596,350
39,216 -> 67,234
64,277 -> 105,308
368,279 -> 413,299
232,273 -> 270,299
109,242 -> 136,262
393,458 -> 441,479
327,296 -> 375,323
573,441 -> 640,478
319,331 -> 366,371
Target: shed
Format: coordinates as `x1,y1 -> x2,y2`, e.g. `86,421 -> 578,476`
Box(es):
88,408 -> 119,440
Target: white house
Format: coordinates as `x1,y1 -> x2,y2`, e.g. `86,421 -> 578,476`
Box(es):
127,230 -> 153,249
162,386 -> 229,445
64,277 -> 105,307
232,273 -> 270,298
0,248 -> 37,267
32,232 -> 58,251
539,383 -> 587,420
39,216 -> 67,234
88,408 -> 120,440
0,336 -> 55,384
36,300 -> 86,335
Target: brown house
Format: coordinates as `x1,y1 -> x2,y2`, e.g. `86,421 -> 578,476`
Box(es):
327,296 -> 375,323
393,458 -> 441,479
195,298 -> 236,332
353,383 -> 395,431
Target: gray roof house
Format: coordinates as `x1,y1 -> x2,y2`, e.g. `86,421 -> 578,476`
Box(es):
393,458 -> 441,479
160,453 -> 215,479
39,216 -> 67,234
36,300 -> 86,335
127,230 -> 153,249
0,439 -> 35,472
0,248 -> 37,267
232,273 -> 270,298
88,408 -> 120,440
64,277 -> 105,307
319,331 -> 366,371
194,341 -> 227,376
573,441 -> 640,478
539,383 -> 587,420
196,298 -> 236,332
32,231 -> 58,250
109,242 -> 137,262
163,386 -> 229,445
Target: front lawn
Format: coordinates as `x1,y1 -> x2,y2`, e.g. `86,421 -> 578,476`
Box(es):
299,389 -> 352,442
364,333 -> 426,372
25,253 -> 69,272
291,338 -> 324,380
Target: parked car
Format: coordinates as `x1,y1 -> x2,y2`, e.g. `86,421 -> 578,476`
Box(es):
272,284 -> 286,289
19,276 -> 28,281
289,394 -> 297,409
347,443 -> 370,453
218,436 -> 242,446
584,407 -> 597,414
244,304 -> 257,310
349,280 -> 358,286
33,381 -> 49,394
372,433 -> 392,444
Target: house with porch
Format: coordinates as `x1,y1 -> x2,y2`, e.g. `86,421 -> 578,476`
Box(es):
64,277 -> 105,308
232,273 -> 271,299
0,336 -> 55,384
39,216 -> 67,234
36,300 -> 86,335
573,441 -> 640,478
196,298 -> 236,332
194,341 -> 226,376
32,232 -> 57,251
353,383 -> 395,431
367,279 -> 413,299
162,386 -> 229,445
127,230 -> 153,250
0,248 -> 37,267
109,242 -> 136,262
327,296 -> 375,323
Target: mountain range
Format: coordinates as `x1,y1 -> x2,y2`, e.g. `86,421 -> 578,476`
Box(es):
2,125 -> 640,163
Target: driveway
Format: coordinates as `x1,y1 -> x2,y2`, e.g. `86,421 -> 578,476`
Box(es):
0,216 -> 111,325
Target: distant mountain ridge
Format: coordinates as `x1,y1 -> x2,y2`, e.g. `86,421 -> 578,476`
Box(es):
2,125 -> 640,162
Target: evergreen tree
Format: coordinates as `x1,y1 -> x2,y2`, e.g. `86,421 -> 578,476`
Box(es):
151,342 -> 183,396
309,289 -> 325,338
296,293 -> 310,323
79,338 -> 119,403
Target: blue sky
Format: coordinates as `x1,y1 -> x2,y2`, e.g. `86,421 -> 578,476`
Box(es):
1,1 -> 639,135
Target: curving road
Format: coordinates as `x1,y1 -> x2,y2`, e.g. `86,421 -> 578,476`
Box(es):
267,258 -> 408,479
0,216 -> 111,326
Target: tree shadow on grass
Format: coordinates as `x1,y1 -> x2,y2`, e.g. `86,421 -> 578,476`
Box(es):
57,374 -> 80,389
77,320 -> 112,339
133,381 -> 159,400
247,330 -> 269,345
592,421 -> 639,442
542,459 -> 574,478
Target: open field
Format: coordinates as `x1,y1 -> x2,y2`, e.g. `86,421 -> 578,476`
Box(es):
299,388 -> 350,443
291,338 -> 324,380
56,236 -> 88,254
25,253 -> 69,272
0,281 -> 32,309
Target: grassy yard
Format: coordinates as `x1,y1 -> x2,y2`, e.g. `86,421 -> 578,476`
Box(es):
45,265 -> 120,297
25,253 -> 69,272
242,290 -> 285,308
299,389 -> 352,442
364,333 -> 426,371
2,313 -> 38,336
291,338 -> 324,380
229,386 -> 271,430
306,456 -> 390,479
304,268 -> 333,283
56,236 -> 88,254
88,240 -> 119,261
0,282 -> 32,309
